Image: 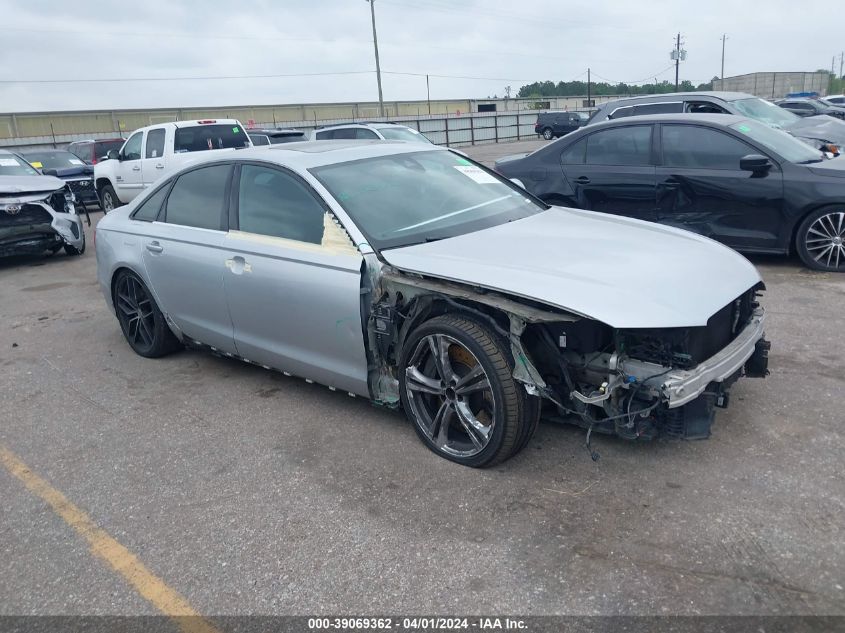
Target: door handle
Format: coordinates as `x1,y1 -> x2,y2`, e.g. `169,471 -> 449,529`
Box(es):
146,241 -> 163,253
155,164 -> 165,169
662,178 -> 681,189
574,176 -> 591,185
132,165 -> 141,171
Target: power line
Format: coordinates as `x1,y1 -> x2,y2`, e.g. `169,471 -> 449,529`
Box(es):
0,71 -> 375,85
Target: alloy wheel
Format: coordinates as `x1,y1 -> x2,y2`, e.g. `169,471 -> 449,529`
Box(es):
115,275 -> 156,352
102,191 -> 115,212
805,211 -> 845,269
404,334 -> 496,458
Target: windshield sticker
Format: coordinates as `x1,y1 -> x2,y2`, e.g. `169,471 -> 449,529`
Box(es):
30,161 -> 43,168
68,158 -> 84,165
455,157 -> 472,166
0,158 -> 20,167
453,165 -> 498,184
736,124 -> 751,133
233,127 -> 240,133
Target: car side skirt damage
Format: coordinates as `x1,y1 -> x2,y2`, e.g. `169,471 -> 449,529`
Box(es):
361,258 -> 769,444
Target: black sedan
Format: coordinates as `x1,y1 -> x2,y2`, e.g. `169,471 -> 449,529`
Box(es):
495,113 -> 845,271
777,98 -> 845,121
19,149 -> 99,208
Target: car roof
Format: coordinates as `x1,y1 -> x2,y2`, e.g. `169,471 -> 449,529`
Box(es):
593,113 -> 747,125
598,91 -> 753,108
188,140 -> 449,170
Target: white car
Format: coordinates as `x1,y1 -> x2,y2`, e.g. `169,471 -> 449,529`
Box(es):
94,119 -> 252,211
314,122 -> 433,144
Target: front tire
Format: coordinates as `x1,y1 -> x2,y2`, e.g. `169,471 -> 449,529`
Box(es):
113,270 -> 181,358
796,207 -> 845,272
100,184 -> 118,214
541,128 -> 554,140
399,314 -> 539,467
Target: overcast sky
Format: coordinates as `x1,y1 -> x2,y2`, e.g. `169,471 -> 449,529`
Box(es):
1,0 -> 841,113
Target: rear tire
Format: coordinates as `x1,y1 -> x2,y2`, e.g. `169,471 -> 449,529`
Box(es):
541,128 -> 554,140
113,270 -> 182,358
795,206 -> 845,272
100,184 -> 118,214
399,314 -> 539,467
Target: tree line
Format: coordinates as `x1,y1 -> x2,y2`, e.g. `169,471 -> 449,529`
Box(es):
517,79 -> 715,99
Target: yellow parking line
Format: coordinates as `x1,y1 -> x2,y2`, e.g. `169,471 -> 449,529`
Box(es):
0,445 -> 221,633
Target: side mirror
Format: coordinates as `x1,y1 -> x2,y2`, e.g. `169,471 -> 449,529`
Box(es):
42,168 -> 58,176
740,154 -> 772,173
509,178 -> 526,189
106,149 -> 120,161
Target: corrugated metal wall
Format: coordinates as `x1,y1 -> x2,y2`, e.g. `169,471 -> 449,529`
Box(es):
713,72 -> 831,99
0,95 -> 617,146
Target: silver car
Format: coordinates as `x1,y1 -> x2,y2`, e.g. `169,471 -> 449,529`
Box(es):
95,141 -> 770,467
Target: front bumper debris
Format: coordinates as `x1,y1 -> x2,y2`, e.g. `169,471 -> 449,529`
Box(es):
619,309 -> 767,408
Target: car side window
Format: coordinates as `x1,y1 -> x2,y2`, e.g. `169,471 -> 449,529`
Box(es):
585,126 -> 652,166
355,128 -> 380,139
132,184 -> 170,222
560,138 -> 586,164
315,130 -> 334,140
686,101 -> 727,114
164,164 -> 231,230
661,125 -> 756,170
633,102 -> 683,115
331,128 -> 358,140
145,128 -> 166,158
237,165 -> 326,245
122,132 -> 143,161
609,106 -> 633,119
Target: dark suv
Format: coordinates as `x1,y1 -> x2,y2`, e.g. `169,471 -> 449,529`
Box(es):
67,138 -> 126,165
534,111 -> 587,140
586,92 -> 845,154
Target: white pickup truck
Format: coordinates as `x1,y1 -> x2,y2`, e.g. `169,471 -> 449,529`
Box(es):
94,119 -> 252,211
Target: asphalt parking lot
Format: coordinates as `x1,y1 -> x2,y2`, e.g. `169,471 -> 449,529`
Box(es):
1,139 -> 843,621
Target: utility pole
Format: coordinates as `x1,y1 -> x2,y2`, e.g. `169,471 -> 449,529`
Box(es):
366,0 -> 385,118
720,34 -> 727,80
840,51 -> 844,79
426,74 -> 431,115
587,68 -> 591,107
669,33 -> 686,91
675,33 -> 681,90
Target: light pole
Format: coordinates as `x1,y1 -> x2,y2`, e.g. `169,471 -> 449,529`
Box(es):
720,34 -> 727,80
365,0 -> 385,118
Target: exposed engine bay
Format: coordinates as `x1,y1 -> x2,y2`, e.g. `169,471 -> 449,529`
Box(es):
363,261 -> 769,455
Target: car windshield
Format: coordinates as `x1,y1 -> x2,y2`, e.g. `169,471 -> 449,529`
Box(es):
732,97 -> 799,129
311,150 -> 544,249
378,127 -> 432,143
23,151 -> 86,170
729,119 -> 825,164
0,154 -> 40,176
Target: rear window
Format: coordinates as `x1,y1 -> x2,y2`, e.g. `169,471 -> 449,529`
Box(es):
174,124 -> 250,153
268,132 -> 307,144
94,140 -> 124,156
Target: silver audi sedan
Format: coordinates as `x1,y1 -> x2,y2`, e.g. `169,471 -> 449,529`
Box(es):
96,141 -> 770,467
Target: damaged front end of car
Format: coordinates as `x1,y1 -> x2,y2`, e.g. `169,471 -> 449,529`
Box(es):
361,257 -> 769,451
0,179 -> 87,258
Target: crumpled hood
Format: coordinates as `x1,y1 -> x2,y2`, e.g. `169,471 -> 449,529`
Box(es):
0,175 -> 66,196
381,208 -> 762,329
786,115 -> 845,144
